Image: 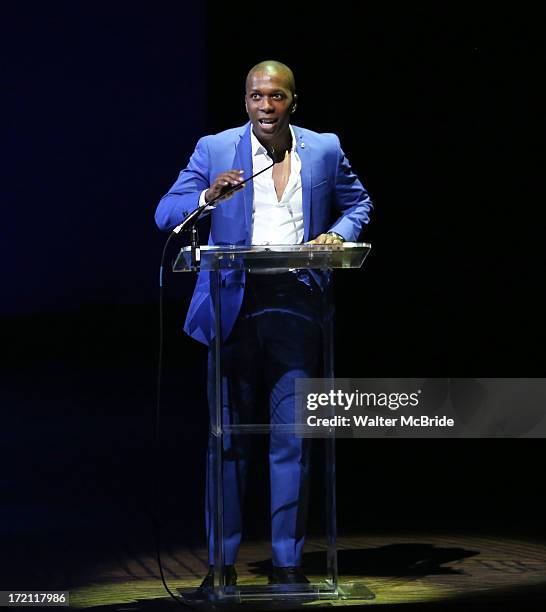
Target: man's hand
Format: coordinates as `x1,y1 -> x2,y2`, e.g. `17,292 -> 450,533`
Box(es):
307,232 -> 344,245
205,169 -> 245,203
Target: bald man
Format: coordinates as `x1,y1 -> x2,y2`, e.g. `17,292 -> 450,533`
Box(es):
155,60 -> 372,587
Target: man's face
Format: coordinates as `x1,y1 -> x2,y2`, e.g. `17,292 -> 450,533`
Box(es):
245,70 -> 296,143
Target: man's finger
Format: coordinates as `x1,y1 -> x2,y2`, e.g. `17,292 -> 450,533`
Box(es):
222,183 -> 244,193
222,170 -> 245,182
213,170 -> 244,187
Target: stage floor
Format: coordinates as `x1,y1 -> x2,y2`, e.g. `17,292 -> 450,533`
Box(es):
61,532 -> 546,610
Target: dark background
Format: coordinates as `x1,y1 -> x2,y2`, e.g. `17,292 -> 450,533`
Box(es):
1,2 -> 544,590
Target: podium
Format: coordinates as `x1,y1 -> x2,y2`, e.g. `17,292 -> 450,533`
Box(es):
173,243 -> 373,605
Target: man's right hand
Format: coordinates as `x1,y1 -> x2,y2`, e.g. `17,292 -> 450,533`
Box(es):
205,169 -> 245,203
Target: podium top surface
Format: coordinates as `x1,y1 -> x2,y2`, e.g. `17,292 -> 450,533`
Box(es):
173,242 -> 371,272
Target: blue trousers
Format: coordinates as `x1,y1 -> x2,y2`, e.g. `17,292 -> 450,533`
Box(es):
206,272 -> 321,567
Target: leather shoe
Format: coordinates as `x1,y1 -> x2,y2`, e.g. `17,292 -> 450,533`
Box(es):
199,565 -> 237,589
269,566 -> 310,585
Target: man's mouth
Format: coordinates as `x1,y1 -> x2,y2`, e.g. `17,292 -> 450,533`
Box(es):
258,118 -> 278,125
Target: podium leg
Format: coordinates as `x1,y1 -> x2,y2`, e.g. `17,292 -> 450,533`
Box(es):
321,270 -> 338,589
212,269 -> 225,590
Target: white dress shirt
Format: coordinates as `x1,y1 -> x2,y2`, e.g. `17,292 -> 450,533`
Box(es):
250,126 -> 304,245
199,125 -> 304,245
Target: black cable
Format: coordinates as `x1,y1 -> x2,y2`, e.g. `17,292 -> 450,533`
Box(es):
153,230 -> 192,608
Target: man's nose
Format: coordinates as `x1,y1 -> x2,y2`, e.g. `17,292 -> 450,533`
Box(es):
259,97 -> 274,112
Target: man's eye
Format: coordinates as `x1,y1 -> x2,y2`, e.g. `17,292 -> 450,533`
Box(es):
251,94 -> 261,100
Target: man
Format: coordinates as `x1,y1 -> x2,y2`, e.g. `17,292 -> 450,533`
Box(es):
155,60 -> 372,586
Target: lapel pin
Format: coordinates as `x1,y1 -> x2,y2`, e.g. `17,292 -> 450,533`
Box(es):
300,142 -> 305,149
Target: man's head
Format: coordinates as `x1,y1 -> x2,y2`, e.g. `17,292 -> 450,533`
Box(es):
245,60 -> 297,148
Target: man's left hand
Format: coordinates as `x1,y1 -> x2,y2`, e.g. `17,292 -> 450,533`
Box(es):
307,232 -> 344,245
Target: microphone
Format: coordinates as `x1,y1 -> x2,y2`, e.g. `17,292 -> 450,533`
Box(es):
268,146 -> 284,164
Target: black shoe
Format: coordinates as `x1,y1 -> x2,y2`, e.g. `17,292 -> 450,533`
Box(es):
269,566 -> 310,585
199,565 -> 237,589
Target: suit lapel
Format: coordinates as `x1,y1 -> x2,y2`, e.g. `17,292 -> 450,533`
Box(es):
235,123 -> 253,244
293,126 -> 312,241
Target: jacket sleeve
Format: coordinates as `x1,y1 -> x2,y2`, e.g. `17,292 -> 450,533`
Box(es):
154,136 -> 211,232
328,135 -> 373,242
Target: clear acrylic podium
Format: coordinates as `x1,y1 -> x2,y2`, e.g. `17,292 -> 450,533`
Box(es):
173,243 -> 373,605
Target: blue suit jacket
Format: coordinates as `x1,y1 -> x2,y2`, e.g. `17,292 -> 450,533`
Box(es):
155,122 -> 373,345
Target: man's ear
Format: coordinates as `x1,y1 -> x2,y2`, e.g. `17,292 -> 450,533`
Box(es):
290,93 -> 298,113
244,95 -> 249,115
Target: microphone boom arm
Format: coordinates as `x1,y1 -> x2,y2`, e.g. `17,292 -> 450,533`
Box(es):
171,150 -> 277,267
